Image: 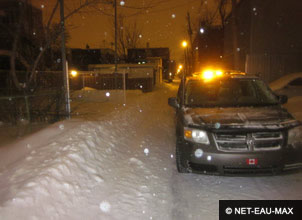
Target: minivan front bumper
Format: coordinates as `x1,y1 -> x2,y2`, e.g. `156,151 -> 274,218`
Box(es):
180,140 -> 302,175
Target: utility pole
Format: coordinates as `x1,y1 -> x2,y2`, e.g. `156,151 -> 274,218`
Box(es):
186,12 -> 193,73
231,0 -> 240,70
114,0 -> 118,89
59,0 -> 70,118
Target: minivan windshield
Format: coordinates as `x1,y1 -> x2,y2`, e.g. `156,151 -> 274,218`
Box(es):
185,78 -> 279,107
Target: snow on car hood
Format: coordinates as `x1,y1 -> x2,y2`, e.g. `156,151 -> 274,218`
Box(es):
184,106 -> 299,129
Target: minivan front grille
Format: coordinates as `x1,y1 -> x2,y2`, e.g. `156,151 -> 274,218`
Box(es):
253,132 -> 283,151
214,131 -> 284,152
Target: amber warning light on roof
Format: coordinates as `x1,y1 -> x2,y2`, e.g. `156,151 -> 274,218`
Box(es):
197,69 -> 224,81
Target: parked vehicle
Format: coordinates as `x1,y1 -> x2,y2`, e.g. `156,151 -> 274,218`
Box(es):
168,70 -> 302,175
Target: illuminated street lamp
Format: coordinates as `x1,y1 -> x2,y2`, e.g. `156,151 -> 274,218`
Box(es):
70,70 -> 78,77
182,41 -> 188,48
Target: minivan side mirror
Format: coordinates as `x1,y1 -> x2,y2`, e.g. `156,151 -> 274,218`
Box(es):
168,97 -> 179,108
278,95 -> 288,104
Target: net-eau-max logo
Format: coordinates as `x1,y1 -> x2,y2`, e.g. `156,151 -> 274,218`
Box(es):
225,207 -> 294,215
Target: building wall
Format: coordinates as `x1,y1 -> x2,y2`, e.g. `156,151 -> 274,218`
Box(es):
127,48 -> 170,80
224,0 -> 302,82
0,0 -> 43,50
68,48 -> 115,71
223,0 -> 251,71
193,26 -> 224,71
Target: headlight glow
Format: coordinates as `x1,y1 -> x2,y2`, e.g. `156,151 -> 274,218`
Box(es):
184,128 -> 209,144
288,126 -> 302,148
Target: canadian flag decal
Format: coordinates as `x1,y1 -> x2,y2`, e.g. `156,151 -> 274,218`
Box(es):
246,158 -> 258,165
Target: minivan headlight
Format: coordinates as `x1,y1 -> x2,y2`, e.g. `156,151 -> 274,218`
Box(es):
184,127 -> 209,144
288,126 -> 302,148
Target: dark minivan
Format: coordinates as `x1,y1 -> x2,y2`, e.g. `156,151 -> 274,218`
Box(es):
168,73 -> 302,175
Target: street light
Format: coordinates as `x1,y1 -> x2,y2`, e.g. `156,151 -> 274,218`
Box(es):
182,41 -> 188,48
70,70 -> 78,77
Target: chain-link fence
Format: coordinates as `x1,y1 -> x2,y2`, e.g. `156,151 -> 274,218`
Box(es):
0,70 -> 66,124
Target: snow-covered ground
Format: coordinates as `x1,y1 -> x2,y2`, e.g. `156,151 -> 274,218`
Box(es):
0,82 -> 301,220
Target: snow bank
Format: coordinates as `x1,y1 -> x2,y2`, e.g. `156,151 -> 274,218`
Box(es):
269,72 -> 302,91
0,85 -> 177,220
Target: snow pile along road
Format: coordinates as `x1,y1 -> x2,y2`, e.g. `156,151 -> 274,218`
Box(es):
0,85 -> 177,220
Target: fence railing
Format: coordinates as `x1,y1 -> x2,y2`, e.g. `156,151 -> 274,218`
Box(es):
0,70 -> 65,124
70,73 -> 154,92
0,90 -> 65,124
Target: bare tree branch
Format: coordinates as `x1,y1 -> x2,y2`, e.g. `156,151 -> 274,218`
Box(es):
10,3 -> 25,91
46,0 -> 60,34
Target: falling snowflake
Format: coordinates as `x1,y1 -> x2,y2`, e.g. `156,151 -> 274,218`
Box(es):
106,92 -> 110,97
144,148 -> 149,155
59,124 -> 64,130
170,154 -> 174,158
171,14 -> 176,18
200,28 -> 205,34
41,5 -> 45,9
99,201 -> 111,213
139,34 -> 142,38
120,1 -> 125,6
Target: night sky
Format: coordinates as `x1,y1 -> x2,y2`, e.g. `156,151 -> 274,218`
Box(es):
32,0 -> 216,61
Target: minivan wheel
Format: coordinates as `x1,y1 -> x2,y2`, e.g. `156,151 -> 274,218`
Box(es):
176,139 -> 190,173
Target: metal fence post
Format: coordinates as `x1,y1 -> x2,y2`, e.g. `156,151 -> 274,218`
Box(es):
24,96 -> 31,122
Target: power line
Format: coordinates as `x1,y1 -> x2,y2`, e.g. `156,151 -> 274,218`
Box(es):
144,0 -> 200,15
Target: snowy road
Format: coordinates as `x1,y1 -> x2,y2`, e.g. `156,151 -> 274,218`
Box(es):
0,82 -> 301,220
